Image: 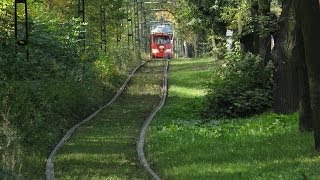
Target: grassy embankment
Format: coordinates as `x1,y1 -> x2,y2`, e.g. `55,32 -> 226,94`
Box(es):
54,61 -> 165,179
146,58 -> 320,179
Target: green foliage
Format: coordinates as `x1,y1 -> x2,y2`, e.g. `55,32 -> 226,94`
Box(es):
220,0 -> 251,31
183,0 -> 231,34
204,43 -> 273,118
147,58 -> 320,179
257,14 -> 279,37
150,112 -> 320,178
173,0 -> 230,50
0,98 -> 23,179
54,61 -> 163,179
0,0 -> 141,178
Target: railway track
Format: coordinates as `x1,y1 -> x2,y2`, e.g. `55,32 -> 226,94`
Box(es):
137,60 -> 168,180
46,60 -> 168,180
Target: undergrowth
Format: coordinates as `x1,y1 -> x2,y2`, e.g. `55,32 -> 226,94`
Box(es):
203,43 -> 273,119
54,61 -> 164,179
146,58 -> 320,179
0,1 -> 140,178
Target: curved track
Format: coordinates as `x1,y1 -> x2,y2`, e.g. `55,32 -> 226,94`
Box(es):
137,60 -> 168,180
45,61 -> 146,180
45,60 -> 168,180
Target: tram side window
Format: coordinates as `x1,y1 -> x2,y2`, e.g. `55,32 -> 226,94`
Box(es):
154,36 -> 170,44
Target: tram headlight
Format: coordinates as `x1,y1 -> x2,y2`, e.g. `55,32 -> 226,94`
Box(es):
165,49 -> 172,53
152,49 -> 159,53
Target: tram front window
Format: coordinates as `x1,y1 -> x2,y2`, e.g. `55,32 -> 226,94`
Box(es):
154,36 -> 170,44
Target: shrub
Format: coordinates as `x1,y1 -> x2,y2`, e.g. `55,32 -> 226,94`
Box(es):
0,2 -> 141,178
203,43 -> 273,119
0,89 -> 23,180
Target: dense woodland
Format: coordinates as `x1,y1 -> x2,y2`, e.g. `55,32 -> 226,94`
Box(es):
174,0 -> 320,151
1,0 -> 320,178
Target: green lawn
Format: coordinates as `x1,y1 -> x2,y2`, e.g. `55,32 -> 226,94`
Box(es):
146,58 -> 320,179
54,61 -> 165,179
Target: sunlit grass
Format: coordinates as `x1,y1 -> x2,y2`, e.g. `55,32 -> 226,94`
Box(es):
146,58 -> 320,179
170,85 -> 206,98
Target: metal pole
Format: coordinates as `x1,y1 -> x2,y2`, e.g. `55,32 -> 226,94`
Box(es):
14,0 -> 29,60
14,1 -> 17,40
81,0 -> 85,22
100,0 -> 106,52
77,0 -> 80,17
25,2 -> 28,45
135,0 -> 140,50
131,1 -> 134,50
77,0 -> 85,21
116,25 -> 119,46
126,1 -> 129,47
133,0 -> 136,50
77,0 -> 85,51
139,1 -> 143,52
116,6 -> 121,47
25,1 -> 29,60
127,0 -> 132,49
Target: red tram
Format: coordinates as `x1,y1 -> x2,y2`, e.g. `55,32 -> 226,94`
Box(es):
150,24 -> 173,59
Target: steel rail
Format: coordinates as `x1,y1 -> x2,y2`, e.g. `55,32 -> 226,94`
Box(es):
45,60 -> 147,180
137,59 -> 169,180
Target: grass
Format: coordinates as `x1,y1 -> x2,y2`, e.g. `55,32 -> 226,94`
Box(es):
146,57 -> 320,179
54,61 -> 165,179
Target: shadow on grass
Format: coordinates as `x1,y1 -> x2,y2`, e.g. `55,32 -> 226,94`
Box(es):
53,61 -> 164,179
149,118 -> 319,179
146,58 -> 320,179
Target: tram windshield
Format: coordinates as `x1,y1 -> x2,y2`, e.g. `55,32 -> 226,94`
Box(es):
154,36 -> 170,44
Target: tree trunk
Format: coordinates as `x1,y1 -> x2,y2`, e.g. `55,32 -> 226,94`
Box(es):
272,0 -> 300,114
315,130 -> 320,151
297,29 -> 313,132
300,0 -> 320,151
183,41 -> 188,57
240,33 -> 255,53
298,42 -> 313,132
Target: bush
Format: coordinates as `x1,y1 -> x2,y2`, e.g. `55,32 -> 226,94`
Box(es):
0,2 -> 141,178
0,92 -> 23,179
203,43 -> 273,119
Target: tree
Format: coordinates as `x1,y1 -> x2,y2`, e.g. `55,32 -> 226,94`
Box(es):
294,1 -> 312,132
232,0 -> 275,64
174,0 -> 231,57
272,0 -> 301,114
298,39 -> 312,132
258,0 -> 272,65
300,0 -> 320,151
